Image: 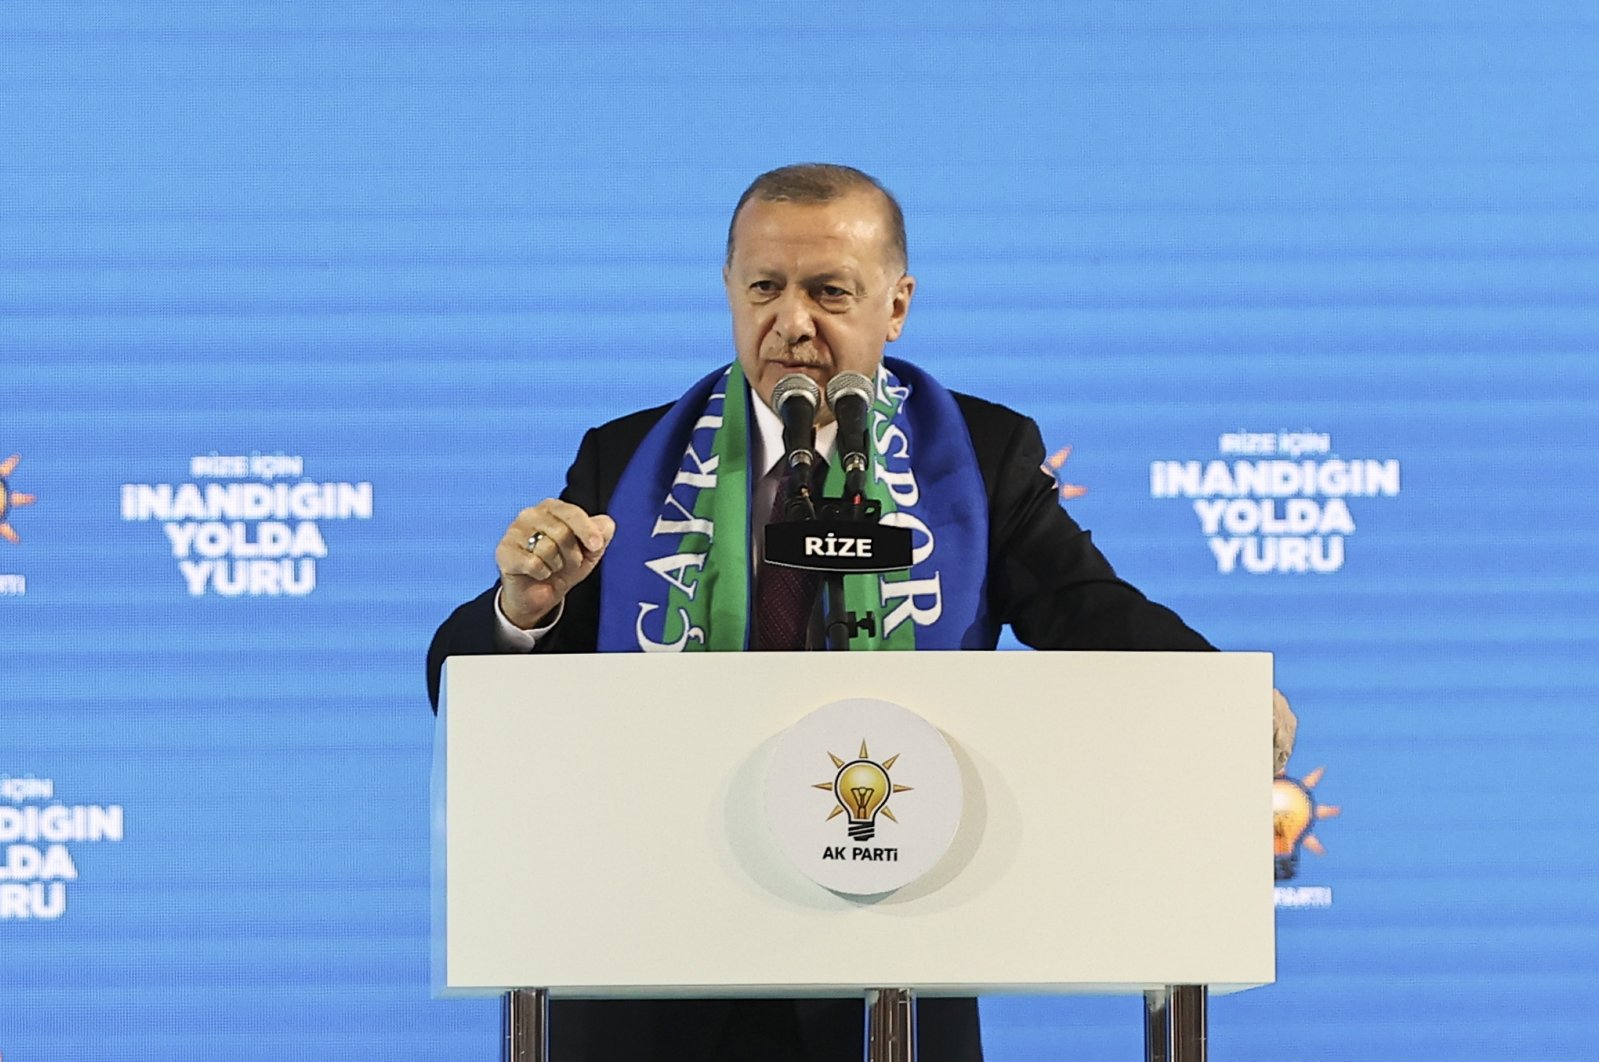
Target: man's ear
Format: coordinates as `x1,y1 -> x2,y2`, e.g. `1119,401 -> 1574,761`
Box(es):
886,273 -> 916,342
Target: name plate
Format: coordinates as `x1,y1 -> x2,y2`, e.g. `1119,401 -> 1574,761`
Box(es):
764,520 -> 913,573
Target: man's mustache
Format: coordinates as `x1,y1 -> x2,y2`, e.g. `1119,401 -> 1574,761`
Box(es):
764,344 -> 828,368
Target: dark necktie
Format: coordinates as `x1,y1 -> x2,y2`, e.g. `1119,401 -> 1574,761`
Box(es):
755,463 -> 824,651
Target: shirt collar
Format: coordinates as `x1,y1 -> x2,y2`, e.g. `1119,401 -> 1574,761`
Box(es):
751,391 -> 838,479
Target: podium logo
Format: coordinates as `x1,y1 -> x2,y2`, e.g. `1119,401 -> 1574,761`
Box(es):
1273,762 -> 1341,909
766,698 -> 963,896
813,740 -> 914,848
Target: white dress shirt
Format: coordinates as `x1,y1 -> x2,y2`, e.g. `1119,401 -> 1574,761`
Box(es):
494,396 -> 837,650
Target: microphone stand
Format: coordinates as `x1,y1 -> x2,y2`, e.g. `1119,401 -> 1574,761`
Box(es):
767,373 -> 898,654
815,450 -> 877,653
822,568 -> 850,652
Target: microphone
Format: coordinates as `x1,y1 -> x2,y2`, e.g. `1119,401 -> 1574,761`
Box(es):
771,374 -> 821,517
825,371 -> 873,500
771,373 -> 821,476
762,371 -> 913,579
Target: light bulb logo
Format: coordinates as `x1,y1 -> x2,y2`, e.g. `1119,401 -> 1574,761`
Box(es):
813,740 -> 913,842
0,454 -> 37,545
1273,765 -> 1341,881
1040,445 -> 1088,501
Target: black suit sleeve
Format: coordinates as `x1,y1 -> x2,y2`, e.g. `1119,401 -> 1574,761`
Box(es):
424,427 -> 607,711
985,412 -> 1214,652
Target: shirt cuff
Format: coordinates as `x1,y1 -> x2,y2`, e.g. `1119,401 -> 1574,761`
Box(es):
493,587 -> 563,651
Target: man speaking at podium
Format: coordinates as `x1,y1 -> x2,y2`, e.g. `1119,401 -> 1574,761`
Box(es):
429,164 -> 1292,1061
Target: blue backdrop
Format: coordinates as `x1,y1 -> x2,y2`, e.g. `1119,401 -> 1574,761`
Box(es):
5,2 -> 1597,1058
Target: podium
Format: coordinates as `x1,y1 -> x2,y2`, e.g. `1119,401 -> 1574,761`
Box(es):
433,651 -> 1275,1061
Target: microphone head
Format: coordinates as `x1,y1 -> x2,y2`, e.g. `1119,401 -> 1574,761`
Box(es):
771,372 -> 821,415
825,371 -> 874,409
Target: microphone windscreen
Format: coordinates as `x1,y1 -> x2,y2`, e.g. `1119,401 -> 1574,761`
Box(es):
825,371 -> 874,409
771,373 -> 821,415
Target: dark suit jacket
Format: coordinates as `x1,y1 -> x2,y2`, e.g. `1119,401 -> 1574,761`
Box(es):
427,390 -> 1213,1062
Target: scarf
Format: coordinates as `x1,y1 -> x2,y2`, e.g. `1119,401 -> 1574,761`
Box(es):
598,357 -> 990,651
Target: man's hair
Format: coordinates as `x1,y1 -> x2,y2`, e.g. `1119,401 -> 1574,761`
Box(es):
725,163 -> 908,273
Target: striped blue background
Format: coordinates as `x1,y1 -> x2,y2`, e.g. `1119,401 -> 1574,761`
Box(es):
5,2 -> 1597,1058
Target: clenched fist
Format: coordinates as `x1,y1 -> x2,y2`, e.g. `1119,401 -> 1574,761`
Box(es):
495,499 -> 617,630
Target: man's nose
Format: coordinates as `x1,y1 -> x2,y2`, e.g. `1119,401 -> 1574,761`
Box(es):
772,288 -> 816,343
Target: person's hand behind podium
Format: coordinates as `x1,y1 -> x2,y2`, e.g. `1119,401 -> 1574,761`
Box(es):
1272,689 -> 1298,775
495,499 -> 615,630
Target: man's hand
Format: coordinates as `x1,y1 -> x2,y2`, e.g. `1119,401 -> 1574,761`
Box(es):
495,500 -> 617,630
1273,688 -> 1298,775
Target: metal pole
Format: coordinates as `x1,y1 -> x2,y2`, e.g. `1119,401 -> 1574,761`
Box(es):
1143,989 -> 1170,1062
502,988 -> 549,1062
1168,984 -> 1207,1062
823,571 -> 851,651
865,987 -> 917,1062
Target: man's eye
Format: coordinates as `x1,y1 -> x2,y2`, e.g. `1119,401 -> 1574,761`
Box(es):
749,281 -> 778,296
819,286 -> 851,300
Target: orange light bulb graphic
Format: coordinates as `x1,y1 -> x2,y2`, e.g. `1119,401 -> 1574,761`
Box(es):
1272,766 -> 1340,881
0,454 -> 38,545
813,740 -> 914,843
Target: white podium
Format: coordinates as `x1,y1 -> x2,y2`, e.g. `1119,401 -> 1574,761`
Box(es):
433,651 -> 1275,1061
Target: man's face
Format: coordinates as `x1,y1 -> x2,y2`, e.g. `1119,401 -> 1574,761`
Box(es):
723,192 -> 915,423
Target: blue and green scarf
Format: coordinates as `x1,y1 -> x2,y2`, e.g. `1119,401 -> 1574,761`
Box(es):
598,357 -> 990,651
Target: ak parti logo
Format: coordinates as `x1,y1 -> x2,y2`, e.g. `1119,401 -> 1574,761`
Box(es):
1040,446 -> 1088,502
813,739 -> 913,845
0,454 -> 37,544
1273,763 -> 1341,882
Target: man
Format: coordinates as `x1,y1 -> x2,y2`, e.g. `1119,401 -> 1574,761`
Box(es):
428,164 -> 1294,1061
